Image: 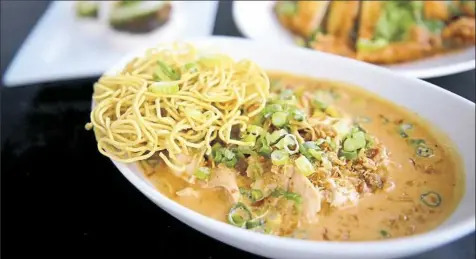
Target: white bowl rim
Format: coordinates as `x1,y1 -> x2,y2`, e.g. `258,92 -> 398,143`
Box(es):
95,35 -> 475,257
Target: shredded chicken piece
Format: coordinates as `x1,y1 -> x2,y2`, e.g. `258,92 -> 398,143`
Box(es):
176,187 -> 199,198
324,178 -> 360,209
171,154 -> 200,183
204,165 -> 240,203
289,171 -> 322,223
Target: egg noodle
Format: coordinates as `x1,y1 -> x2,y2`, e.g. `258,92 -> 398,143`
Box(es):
86,43 -> 270,171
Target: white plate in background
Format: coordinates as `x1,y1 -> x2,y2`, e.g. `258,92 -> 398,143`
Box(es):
232,1 -> 475,79
3,1 -> 219,87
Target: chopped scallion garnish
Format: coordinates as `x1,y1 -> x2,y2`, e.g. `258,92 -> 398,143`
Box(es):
271,150 -> 289,166
227,202 -> 252,228
295,155 -> 314,176
195,167 -> 210,180
421,191 -> 441,207
271,111 -> 289,128
149,81 -> 179,94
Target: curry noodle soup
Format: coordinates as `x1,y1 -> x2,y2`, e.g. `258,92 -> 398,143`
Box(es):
140,73 -> 464,242
87,43 -> 464,242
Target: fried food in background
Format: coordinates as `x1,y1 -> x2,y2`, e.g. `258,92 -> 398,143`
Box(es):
274,0 -> 476,65
309,1 -> 359,58
274,1 -> 330,38
442,17 -> 476,46
460,0 -> 475,17
356,1 -> 438,64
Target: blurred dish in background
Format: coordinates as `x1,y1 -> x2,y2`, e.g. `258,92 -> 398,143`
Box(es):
3,1 -> 219,87
75,1 -> 172,34
233,1 -> 476,78
274,0 -> 475,64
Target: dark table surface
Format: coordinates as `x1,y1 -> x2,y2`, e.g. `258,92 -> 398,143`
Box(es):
1,1 -> 475,258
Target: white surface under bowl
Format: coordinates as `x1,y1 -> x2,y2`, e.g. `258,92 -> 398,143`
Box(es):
232,1 -> 476,79
94,36 -> 475,259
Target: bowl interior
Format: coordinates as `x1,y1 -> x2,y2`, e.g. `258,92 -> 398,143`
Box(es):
99,36 -> 475,258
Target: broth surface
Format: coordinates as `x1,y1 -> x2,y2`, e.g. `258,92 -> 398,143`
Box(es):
143,72 -> 464,241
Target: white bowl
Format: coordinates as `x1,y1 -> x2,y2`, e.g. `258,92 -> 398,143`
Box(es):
232,1 -> 476,79
96,36 -> 475,259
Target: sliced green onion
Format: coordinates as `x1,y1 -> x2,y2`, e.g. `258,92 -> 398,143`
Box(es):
275,134 -> 298,154
157,60 -> 180,80
399,129 -> 409,138
271,188 -> 302,204
408,139 -> 425,147
246,218 -> 265,229
308,149 -> 323,160
398,122 -> 413,138
239,187 -> 250,198
236,145 -> 257,157
316,138 -> 326,146
380,229 -> 391,238
227,202 -> 252,228
271,188 -> 284,197
295,155 -> 315,176
283,134 -> 299,155
251,189 -> 264,202
420,191 -> 441,208
222,149 -> 235,160
365,134 -> 375,148
343,131 -> 366,152
224,158 -> 238,168
416,145 -> 434,158
247,125 -> 264,136
272,111 -> 289,128
184,62 -> 198,72
283,192 -> 302,204
290,108 -> 306,122
212,145 -> 238,168
267,129 -> 288,145
262,104 -> 283,118
242,134 -> 257,145
256,135 -> 272,157
149,82 -> 179,94
326,137 -> 338,151
339,149 -> 358,160
271,150 -> 289,166
195,167 -> 210,180
299,141 -> 320,160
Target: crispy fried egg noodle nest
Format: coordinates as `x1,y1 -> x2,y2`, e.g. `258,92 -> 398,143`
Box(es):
86,43 -> 270,171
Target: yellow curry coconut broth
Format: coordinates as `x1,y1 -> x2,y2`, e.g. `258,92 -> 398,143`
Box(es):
140,72 -> 464,241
